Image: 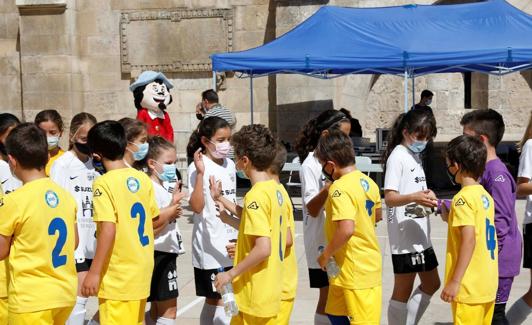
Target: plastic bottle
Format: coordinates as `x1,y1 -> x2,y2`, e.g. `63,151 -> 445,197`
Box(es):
318,246 -> 340,278
217,268 -> 239,317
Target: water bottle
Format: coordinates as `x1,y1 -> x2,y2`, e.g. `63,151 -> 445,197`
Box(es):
318,246 -> 340,278
217,267 -> 239,317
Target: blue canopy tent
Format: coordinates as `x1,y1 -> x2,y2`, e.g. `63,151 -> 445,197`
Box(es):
210,0 -> 532,121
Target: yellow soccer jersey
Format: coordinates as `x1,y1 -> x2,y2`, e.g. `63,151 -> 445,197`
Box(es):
92,168 -> 159,301
233,180 -> 288,318
0,178 -> 77,313
445,184 -> 498,304
0,187 -> 6,300
324,170 -> 382,290
46,148 -> 65,176
279,185 -> 297,301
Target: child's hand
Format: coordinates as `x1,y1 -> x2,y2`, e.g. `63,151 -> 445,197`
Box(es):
226,239 -> 237,259
81,271 -> 100,297
427,189 -> 437,201
193,149 -> 205,175
209,176 -> 222,201
440,202 -> 449,223
171,190 -> 186,205
412,190 -> 438,208
440,280 -> 460,303
214,271 -> 233,293
317,252 -> 329,271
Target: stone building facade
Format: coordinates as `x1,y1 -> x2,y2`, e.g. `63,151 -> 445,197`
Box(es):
0,0 -> 531,154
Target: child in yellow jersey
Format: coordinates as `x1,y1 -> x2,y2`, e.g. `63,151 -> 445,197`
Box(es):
314,129 -> 383,325
81,121 -> 161,325
213,125 -> 288,325
441,135 -> 498,325
0,123 -> 78,324
212,143 -> 297,325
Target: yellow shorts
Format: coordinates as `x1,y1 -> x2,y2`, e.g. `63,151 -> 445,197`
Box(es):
8,306 -> 73,325
230,311 -> 276,325
325,285 -> 382,324
452,301 -> 495,325
276,299 -> 295,325
0,297 -> 7,324
98,298 -> 147,325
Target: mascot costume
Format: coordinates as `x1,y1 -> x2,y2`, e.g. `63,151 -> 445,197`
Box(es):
130,71 -> 174,142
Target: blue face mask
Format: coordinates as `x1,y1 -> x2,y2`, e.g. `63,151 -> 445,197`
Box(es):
156,162 -> 177,182
408,140 -> 428,153
236,170 -> 249,180
130,142 -> 149,161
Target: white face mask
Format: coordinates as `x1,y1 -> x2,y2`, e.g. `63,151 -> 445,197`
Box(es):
47,136 -> 60,150
425,99 -> 432,106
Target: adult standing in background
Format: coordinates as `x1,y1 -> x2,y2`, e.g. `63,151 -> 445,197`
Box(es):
195,89 -> 236,128
412,89 -> 437,189
412,90 -> 434,116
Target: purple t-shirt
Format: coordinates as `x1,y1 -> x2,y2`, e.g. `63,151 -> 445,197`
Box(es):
480,158 -> 522,278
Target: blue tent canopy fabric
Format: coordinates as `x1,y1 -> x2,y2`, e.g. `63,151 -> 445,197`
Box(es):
211,0 -> 532,77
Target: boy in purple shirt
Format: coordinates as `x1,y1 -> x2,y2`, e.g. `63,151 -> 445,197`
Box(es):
461,109 -> 523,325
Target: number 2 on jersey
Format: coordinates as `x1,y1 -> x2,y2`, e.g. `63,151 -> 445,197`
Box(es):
131,202 -> 149,246
365,200 -> 375,217
48,217 -> 68,268
485,218 -> 496,260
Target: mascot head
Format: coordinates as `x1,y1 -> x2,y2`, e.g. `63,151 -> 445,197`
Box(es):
130,71 -> 173,113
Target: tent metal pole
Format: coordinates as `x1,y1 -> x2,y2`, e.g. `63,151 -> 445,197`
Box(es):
412,72 -> 415,108
250,74 -> 254,124
212,71 -> 216,91
404,69 -> 408,113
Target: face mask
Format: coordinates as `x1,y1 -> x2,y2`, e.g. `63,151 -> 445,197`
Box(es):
129,142 -> 149,161
446,166 -> 458,186
425,99 -> 432,106
210,140 -> 231,159
0,142 -> 6,156
236,170 -> 249,180
74,142 -> 90,155
322,163 -> 334,182
47,136 -> 60,150
93,159 -> 106,175
155,162 -> 177,182
196,113 -> 204,121
408,140 -> 428,153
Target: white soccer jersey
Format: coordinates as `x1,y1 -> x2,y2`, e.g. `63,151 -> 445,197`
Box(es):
152,180 -> 185,254
300,152 -> 327,269
0,160 -> 22,194
187,155 -> 238,269
384,145 -> 433,255
519,139 -> 532,225
50,151 -> 99,261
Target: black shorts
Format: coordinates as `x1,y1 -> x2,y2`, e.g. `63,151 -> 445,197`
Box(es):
308,268 -> 329,288
75,258 -> 92,273
194,266 -> 232,299
392,247 -> 439,274
148,251 -> 179,302
523,223 -> 532,269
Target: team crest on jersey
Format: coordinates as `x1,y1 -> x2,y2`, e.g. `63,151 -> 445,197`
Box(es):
126,177 -> 140,193
455,198 -> 465,206
247,201 -> 259,210
360,179 -> 370,192
481,195 -> 490,210
332,190 -> 342,198
45,190 -> 59,208
276,190 -> 283,206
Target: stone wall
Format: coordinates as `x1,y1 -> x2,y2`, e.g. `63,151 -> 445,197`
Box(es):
1,0 -> 531,153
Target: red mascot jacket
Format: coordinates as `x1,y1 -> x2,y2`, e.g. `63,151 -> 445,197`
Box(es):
136,108 -> 174,143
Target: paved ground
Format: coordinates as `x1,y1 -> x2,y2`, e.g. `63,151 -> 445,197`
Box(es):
86,196 -> 531,325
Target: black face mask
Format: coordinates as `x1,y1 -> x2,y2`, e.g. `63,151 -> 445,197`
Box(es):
74,142 -> 90,155
446,166 -> 458,186
322,164 -> 334,182
196,113 -> 204,121
0,142 -> 6,156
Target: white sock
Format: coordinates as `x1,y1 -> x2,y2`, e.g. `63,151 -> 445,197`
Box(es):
314,313 -> 331,325
156,316 -> 175,325
507,298 -> 532,325
388,299 -> 408,325
200,303 -> 216,325
406,287 -> 432,325
213,305 -> 231,325
66,296 -> 88,325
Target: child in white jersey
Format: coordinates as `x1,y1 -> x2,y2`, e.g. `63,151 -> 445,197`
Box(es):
144,136 -> 185,325
187,116 -> 237,325
294,109 -> 351,325
119,118 -> 150,168
0,113 -> 22,194
50,112 -> 99,325
383,109 -> 440,325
